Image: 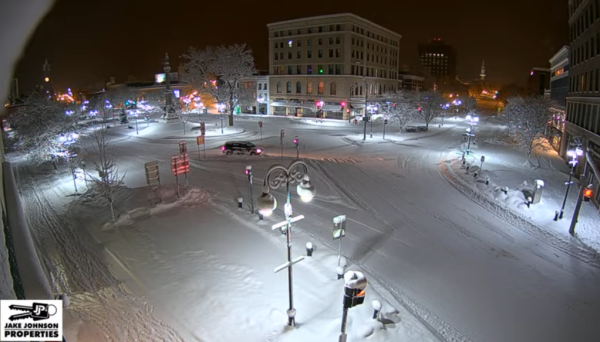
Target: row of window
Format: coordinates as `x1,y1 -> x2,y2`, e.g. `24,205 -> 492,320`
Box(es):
351,38 -> 396,55
571,32 -> 600,65
274,37 -> 342,49
274,80 -> 395,96
351,24 -> 399,47
274,24 -> 343,38
550,78 -> 568,106
566,101 -> 600,135
274,48 -> 342,61
272,64 -> 343,75
570,68 -> 600,92
570,0 -> 599,42
257,83 -> 268,90
350,65 -> 395,79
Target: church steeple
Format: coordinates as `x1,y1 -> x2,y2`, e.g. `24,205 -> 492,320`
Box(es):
480,59 -> 486,81
42,59 -> 53,98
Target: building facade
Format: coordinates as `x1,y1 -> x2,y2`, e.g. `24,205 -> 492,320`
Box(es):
418,38 -> 457,80
548,46 -> 570,152
400,74 -> 425,91
565,0 -> 600,206
241,75 -> 270,114
267,13 -> 402,119
527,67 -> 551,96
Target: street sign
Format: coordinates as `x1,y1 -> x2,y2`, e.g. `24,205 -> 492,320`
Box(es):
258,121 -> 263,128
196,135 -> 205,145
333,215 -> 346,240
480,155 -> 485,163
179,141 -> 188,155
171,155 -> 189,176
280,129 -> 285,139
144,161 -> 161,186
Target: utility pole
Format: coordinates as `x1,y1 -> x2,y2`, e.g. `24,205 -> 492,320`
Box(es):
363,82 -> 368,141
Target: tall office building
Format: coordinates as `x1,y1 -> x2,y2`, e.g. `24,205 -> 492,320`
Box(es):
267,13 -> 402,119
565,0 -> 600,205
418,38 -> 457,79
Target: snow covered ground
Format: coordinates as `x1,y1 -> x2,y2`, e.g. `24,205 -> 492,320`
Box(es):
11,111 -> 600,342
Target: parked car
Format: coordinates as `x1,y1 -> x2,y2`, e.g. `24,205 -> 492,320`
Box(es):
405,126 -> 418,133
222,141 -> 263,155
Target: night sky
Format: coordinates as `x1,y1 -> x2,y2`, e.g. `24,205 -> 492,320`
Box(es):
14,0 -> 568,93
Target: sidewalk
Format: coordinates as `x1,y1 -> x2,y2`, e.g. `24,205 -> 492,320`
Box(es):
439,141 -> 600,263
63,185 -> 443,342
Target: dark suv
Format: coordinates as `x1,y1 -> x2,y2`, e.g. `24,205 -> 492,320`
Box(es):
222,141 -> 263,155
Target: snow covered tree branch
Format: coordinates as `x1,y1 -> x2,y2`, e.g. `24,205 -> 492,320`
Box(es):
85,127 -> 125,221
9,92 -> 74,166
414,90 -> 444,129
464,96 -> 477,115
378,91 -> 417,132
501,96 -> 553,164
180,44 -> 257,126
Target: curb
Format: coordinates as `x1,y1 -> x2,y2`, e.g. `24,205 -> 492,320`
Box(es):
438,151 -> 600,269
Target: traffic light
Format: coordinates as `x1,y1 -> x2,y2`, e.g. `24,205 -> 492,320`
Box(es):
316,101 -> 324,109
584,187 -> 593,202
340,101 -> 345,111
343,287 -> 366,308
293,137 -> 299,146
245,165 -> 252,181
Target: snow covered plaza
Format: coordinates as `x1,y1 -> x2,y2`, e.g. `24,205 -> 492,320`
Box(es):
1,109 -> 599,342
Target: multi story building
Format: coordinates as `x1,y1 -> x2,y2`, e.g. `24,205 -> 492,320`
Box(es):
418,38 -> 457,80
527,67 -> 551,96
241,74 -> 270,114
548,46 -> 570,152
566,0 -> 600,206
400,73 -> 425,91
267,13 -> 402,119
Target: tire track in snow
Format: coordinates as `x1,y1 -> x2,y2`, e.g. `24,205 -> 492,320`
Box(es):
17,164 -> 185,342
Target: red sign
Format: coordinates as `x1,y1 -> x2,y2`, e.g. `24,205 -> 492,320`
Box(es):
171,155 -> 189,176
258,121 -> 263,128
196,135 -> 205,145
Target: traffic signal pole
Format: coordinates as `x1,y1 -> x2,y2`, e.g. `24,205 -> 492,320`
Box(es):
569,148 -> 599,236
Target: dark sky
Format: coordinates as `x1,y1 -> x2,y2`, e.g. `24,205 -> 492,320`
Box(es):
14,0 -> 568,93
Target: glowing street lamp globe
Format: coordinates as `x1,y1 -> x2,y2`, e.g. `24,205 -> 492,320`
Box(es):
296,175 -> 316,203
257,186 -> 277,217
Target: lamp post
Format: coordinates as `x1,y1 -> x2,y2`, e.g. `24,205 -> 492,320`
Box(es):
217,103 -> 225,134
465,114 -> 479,155
256,160 -> 316,327
350,81 -> 369,141
558,146 -> 583,219
257,97 -> 264,115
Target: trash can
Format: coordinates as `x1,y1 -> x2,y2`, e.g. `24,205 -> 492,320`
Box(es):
532,179 -> 544,204
203,108 -> 208,114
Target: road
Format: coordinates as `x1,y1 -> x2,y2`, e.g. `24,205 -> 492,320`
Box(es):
27,112 -> 600,342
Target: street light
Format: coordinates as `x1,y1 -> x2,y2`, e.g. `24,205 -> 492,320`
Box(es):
217,103 -> 225,134
557,146 -> 584,219
465,115 -> 479,155
257,97 -> 264,114
256,160 -> 316,327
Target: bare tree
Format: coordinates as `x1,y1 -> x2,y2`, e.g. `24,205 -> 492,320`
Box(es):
9,92 -> 73,167
379,91 -> 416,132
502,96 -> 553,164
414,90 -> 444,129
180,44 -> 257,126
85,127 -> 125,221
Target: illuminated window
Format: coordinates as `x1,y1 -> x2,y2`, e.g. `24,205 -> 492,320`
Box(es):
318,81 -> 324,94
318,65 -> 323,74
286,81 -> 292,93
307,81 -> 313,94
288,40 -> 293,48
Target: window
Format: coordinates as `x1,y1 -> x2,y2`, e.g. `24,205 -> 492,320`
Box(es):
263,83 -> 267,90
336,37 -> 341,44
318,50 -> 323,58
277,81 -> 282,93
274,53 -> 278,60
279,52 -> 283,59
286,81 -> 292,93
275,32 -> 279,38
307,81 -> 313,94
308,27 -> 313,34
297,40 -> 302,47
258,83 -> 262,90
307,65 -> 312,74
329,25 -> 334,31
329,37 -> 334,44
307,50 -> 312,58
287,65 -> 292,74
297,51 -> 301,59
318,26 -> 323,33
318,38 -> 323,45
318,81 -> 324,94
297,28 -> 302,34
336,24 -> 341,31
297,65 -> 302,74
296,81 -> 302,94
328,65 -> 334,74
329,49 -> 334,58
288,40 -> 293,48
335,64 -> 341,74
318,65 -> 324,74
336,49 -> 340,58
288,30 -> 292,35
288,52 -> 292,59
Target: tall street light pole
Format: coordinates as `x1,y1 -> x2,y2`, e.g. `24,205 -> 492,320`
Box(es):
558,147 -> 583,219
256,160 -> 316,327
